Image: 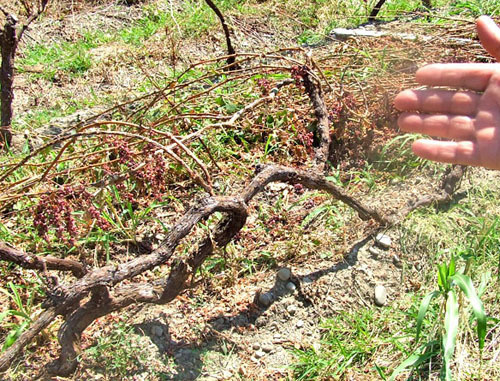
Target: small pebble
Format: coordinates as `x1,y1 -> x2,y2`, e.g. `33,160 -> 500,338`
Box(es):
392,254 -> 402,268
252,343 -> 261,350
369,246 -> 381,258
296,320 -> 304,328
254,350 -> 265,359
302,277 -> 313,284
375,234 -> 392,249
286,282 -> 297,292
262,344 -> 273,353
258,292 -> 273,307
374,285 -> 387,306
277,268 -> 291,281
287,304 -> 297,315
390,178 -> 400,186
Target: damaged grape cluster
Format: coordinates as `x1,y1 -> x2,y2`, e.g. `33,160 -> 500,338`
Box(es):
33,138 -> 169,245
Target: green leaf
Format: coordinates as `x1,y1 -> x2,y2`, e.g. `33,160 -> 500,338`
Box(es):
416,291 -> 440,343
301,205 -> 329,229
0,283 -> 28,316
438,263 -> 448,291
375,364 -> 387,380
4,310 -> 30,321
443,290 -> 459,381
448,256 -> 456,277
264,134 -> 274,155
389,344 -> 437,381
1,321 -> 29,352
450,273 -> 487,350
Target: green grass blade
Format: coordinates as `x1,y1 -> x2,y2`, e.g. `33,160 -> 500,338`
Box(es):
449,256 -> 456,277
389,352 -> 421,381
1,321 -> 30,352
375,364 -> 387,380
416,290 -> 440,343
443,290 -> 459,381
301,205 -> 329,228
438,263 -> 448,290
389,346 -> 436,381
450,273 -> 487,350
3,310 -> 30,321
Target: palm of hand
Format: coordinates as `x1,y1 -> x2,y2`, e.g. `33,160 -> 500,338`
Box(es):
395,16 -> 500,170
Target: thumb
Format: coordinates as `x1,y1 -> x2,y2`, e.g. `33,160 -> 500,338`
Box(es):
477,16 -> 500,62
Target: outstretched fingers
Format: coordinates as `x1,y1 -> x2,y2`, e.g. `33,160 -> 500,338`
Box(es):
477,16 -> 500,61
398,113 -> 475,140
415,63 -> 499,92
394,89 -> 481,115
412,139 -> 481,166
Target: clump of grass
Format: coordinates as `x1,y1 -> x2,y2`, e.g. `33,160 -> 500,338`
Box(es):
84,322 -> 156,377
19,40 -> 94,80
291,307 -> 411,380
391,256 -> 487,381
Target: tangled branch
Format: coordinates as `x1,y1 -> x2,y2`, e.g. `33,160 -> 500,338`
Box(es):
0,50 -> 464,375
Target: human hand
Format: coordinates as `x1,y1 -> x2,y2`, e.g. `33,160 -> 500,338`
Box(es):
394,16 -> 500,170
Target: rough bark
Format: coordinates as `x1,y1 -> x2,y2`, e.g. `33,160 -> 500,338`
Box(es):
301,70 -> 331,171
368,0 -> 388,22
49,201 -> 247,375
398,164 -> 466,217
0,51 -> 462,375
204,0 -> 238,69
0,1 -> 49,148
0,13 -> 17,147
0,243 -> 85,277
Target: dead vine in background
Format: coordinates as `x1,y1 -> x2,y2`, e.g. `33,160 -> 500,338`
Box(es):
203,0 -> 239,70
368,0 -> 432,22
0,1 -> 50,147
0,50 -> 464,375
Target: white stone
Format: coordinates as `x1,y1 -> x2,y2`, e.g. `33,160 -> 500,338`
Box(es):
369,246 -> 381,258
296,320 -> 304,328
277,268 -> 291,281
286,282 -> 297,292
392,254 -> 402,268
287,305 -> 297,315
375,234 -> 392,249
254,350 -> 265,359
374,285 -> 387,306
